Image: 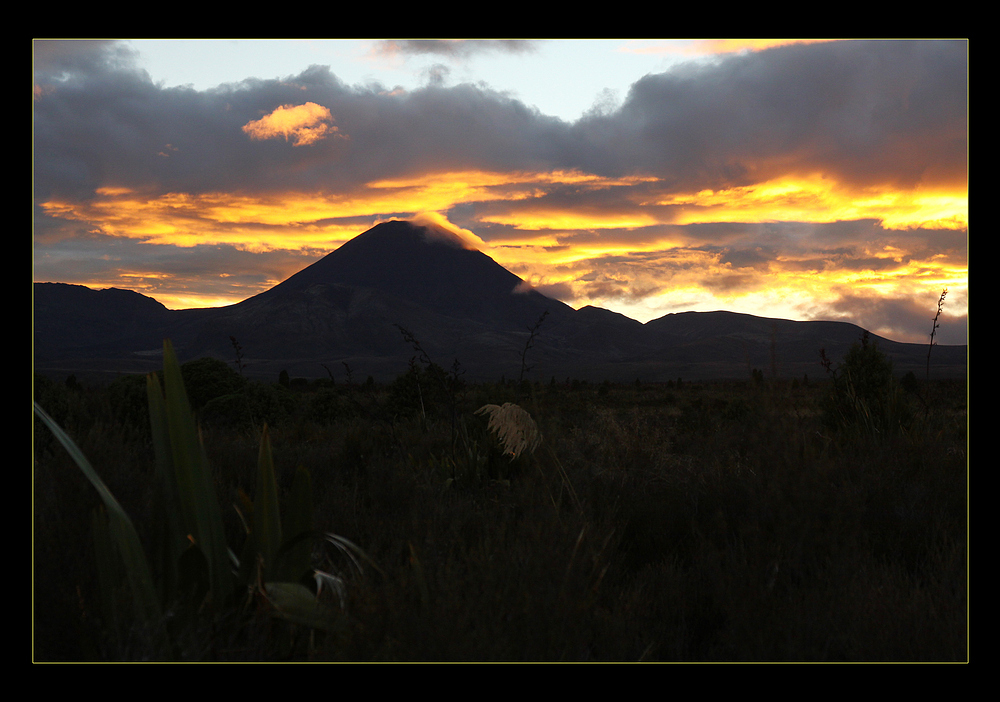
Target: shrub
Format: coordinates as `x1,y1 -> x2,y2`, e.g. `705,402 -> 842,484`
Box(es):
200,380 -> 296,430
386,360 -> 455,420
821,332 -> 912,441
306,387 -> 351,425
900,371 -> 920,395
179,356 -> 245,410
106,373 -> 153,434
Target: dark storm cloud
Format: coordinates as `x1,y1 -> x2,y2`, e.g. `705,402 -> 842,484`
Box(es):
33,44 -> 571,203
33,39 -> 139,76
571,40 -> 967,189
33,40 -> 966,208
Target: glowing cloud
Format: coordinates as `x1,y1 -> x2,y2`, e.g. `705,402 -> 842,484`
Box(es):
622,39 -> 835,57
655,176 -> 969,231
242,102 -> 338,146
409,212 -> 487,251
687,39 -> 835,55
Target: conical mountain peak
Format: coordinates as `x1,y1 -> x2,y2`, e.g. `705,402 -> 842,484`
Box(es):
261,219 -> 572,327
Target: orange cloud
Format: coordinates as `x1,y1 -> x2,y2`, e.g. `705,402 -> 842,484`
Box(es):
36,164 -> 967,330
242,102 -> 338,146
38,168 -> 967,265
655,175 -> 968,231
621,39 -> 835,57
478,209 -> 660,232
39,169 -> 664,250
688,39 -> 835,55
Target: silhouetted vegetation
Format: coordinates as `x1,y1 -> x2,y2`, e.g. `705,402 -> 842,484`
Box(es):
820,332 -> 914,441
34,349 -> 967,661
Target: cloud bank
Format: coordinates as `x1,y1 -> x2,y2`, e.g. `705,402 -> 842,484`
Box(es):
33,39 -> 967,344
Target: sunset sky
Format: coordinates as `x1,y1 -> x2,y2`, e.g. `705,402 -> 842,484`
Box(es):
32,39 -> 968,345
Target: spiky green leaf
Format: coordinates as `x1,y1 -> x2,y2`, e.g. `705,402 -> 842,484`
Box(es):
254,424 -> 283,579
149,340 -> 233,607
33,401 -> 167,656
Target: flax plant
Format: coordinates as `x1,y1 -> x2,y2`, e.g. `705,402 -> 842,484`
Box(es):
34,401 -> 169,658
34,339 -> 369,659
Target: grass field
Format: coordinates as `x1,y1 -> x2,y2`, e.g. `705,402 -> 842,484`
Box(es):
33,351 -> 967,662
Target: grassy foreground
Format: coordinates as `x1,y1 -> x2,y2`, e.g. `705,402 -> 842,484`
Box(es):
33,354 -> 967,662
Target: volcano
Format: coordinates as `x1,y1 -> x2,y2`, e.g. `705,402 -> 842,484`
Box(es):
258,219 -> 575,329
144,219 -> 581,378
33,219 -> 967,383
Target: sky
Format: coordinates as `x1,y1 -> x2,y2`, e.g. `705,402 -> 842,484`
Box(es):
32,39 -> 968,345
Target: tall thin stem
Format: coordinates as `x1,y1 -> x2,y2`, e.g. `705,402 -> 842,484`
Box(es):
925,289 -> 947,384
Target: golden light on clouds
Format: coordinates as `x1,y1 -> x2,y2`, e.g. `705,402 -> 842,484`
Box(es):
657,175 -> 968,230
477,209 -> 660,231
39,191 -> 361,251
242,102 -> 339,146
40,166 -> 967,265
37,167 -> 966,326
38,169 -> 665,252
31,39 -> 967,348
38,160 -> 967,323
689,39 -> 835,55
368,170 -> 656,210
623,39 -> 835,57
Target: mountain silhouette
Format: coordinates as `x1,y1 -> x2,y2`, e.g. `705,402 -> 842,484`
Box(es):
33,219 -> 967,383
261,219 -> 574,328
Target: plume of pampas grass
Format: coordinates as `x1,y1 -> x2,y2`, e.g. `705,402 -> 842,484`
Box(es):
475,403 -> 541,460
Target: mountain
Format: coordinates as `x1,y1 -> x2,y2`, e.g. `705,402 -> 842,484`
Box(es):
34,282 -> 172,359
33,219 -> 967,383
261,220 -> 575,328
151,220 -> 581,378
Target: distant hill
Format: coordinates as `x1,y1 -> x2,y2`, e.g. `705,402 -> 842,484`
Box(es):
33,282 -> 171,358
33,219 -> 967,383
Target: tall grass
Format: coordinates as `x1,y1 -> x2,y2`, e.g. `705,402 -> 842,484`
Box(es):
34,340 -> 373,660
34,359 -> 966,661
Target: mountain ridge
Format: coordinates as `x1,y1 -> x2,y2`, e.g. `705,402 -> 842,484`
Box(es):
33,220 -> 967,382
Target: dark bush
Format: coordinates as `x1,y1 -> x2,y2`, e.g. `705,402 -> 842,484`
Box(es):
821,333 -> 913,440
179,356 -> 245,410
200,380 -> 295,430
306,387 -> 352,425
900,370 -> 920,394
106,373 -> 151,432
387,361 -> 454,419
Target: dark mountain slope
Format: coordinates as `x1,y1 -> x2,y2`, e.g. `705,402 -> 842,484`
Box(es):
260,219 -> 576,330
32,220 -> 967,382
33,283 -> 171,360
156,220 -> 580,373
642,310 -> 967,379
